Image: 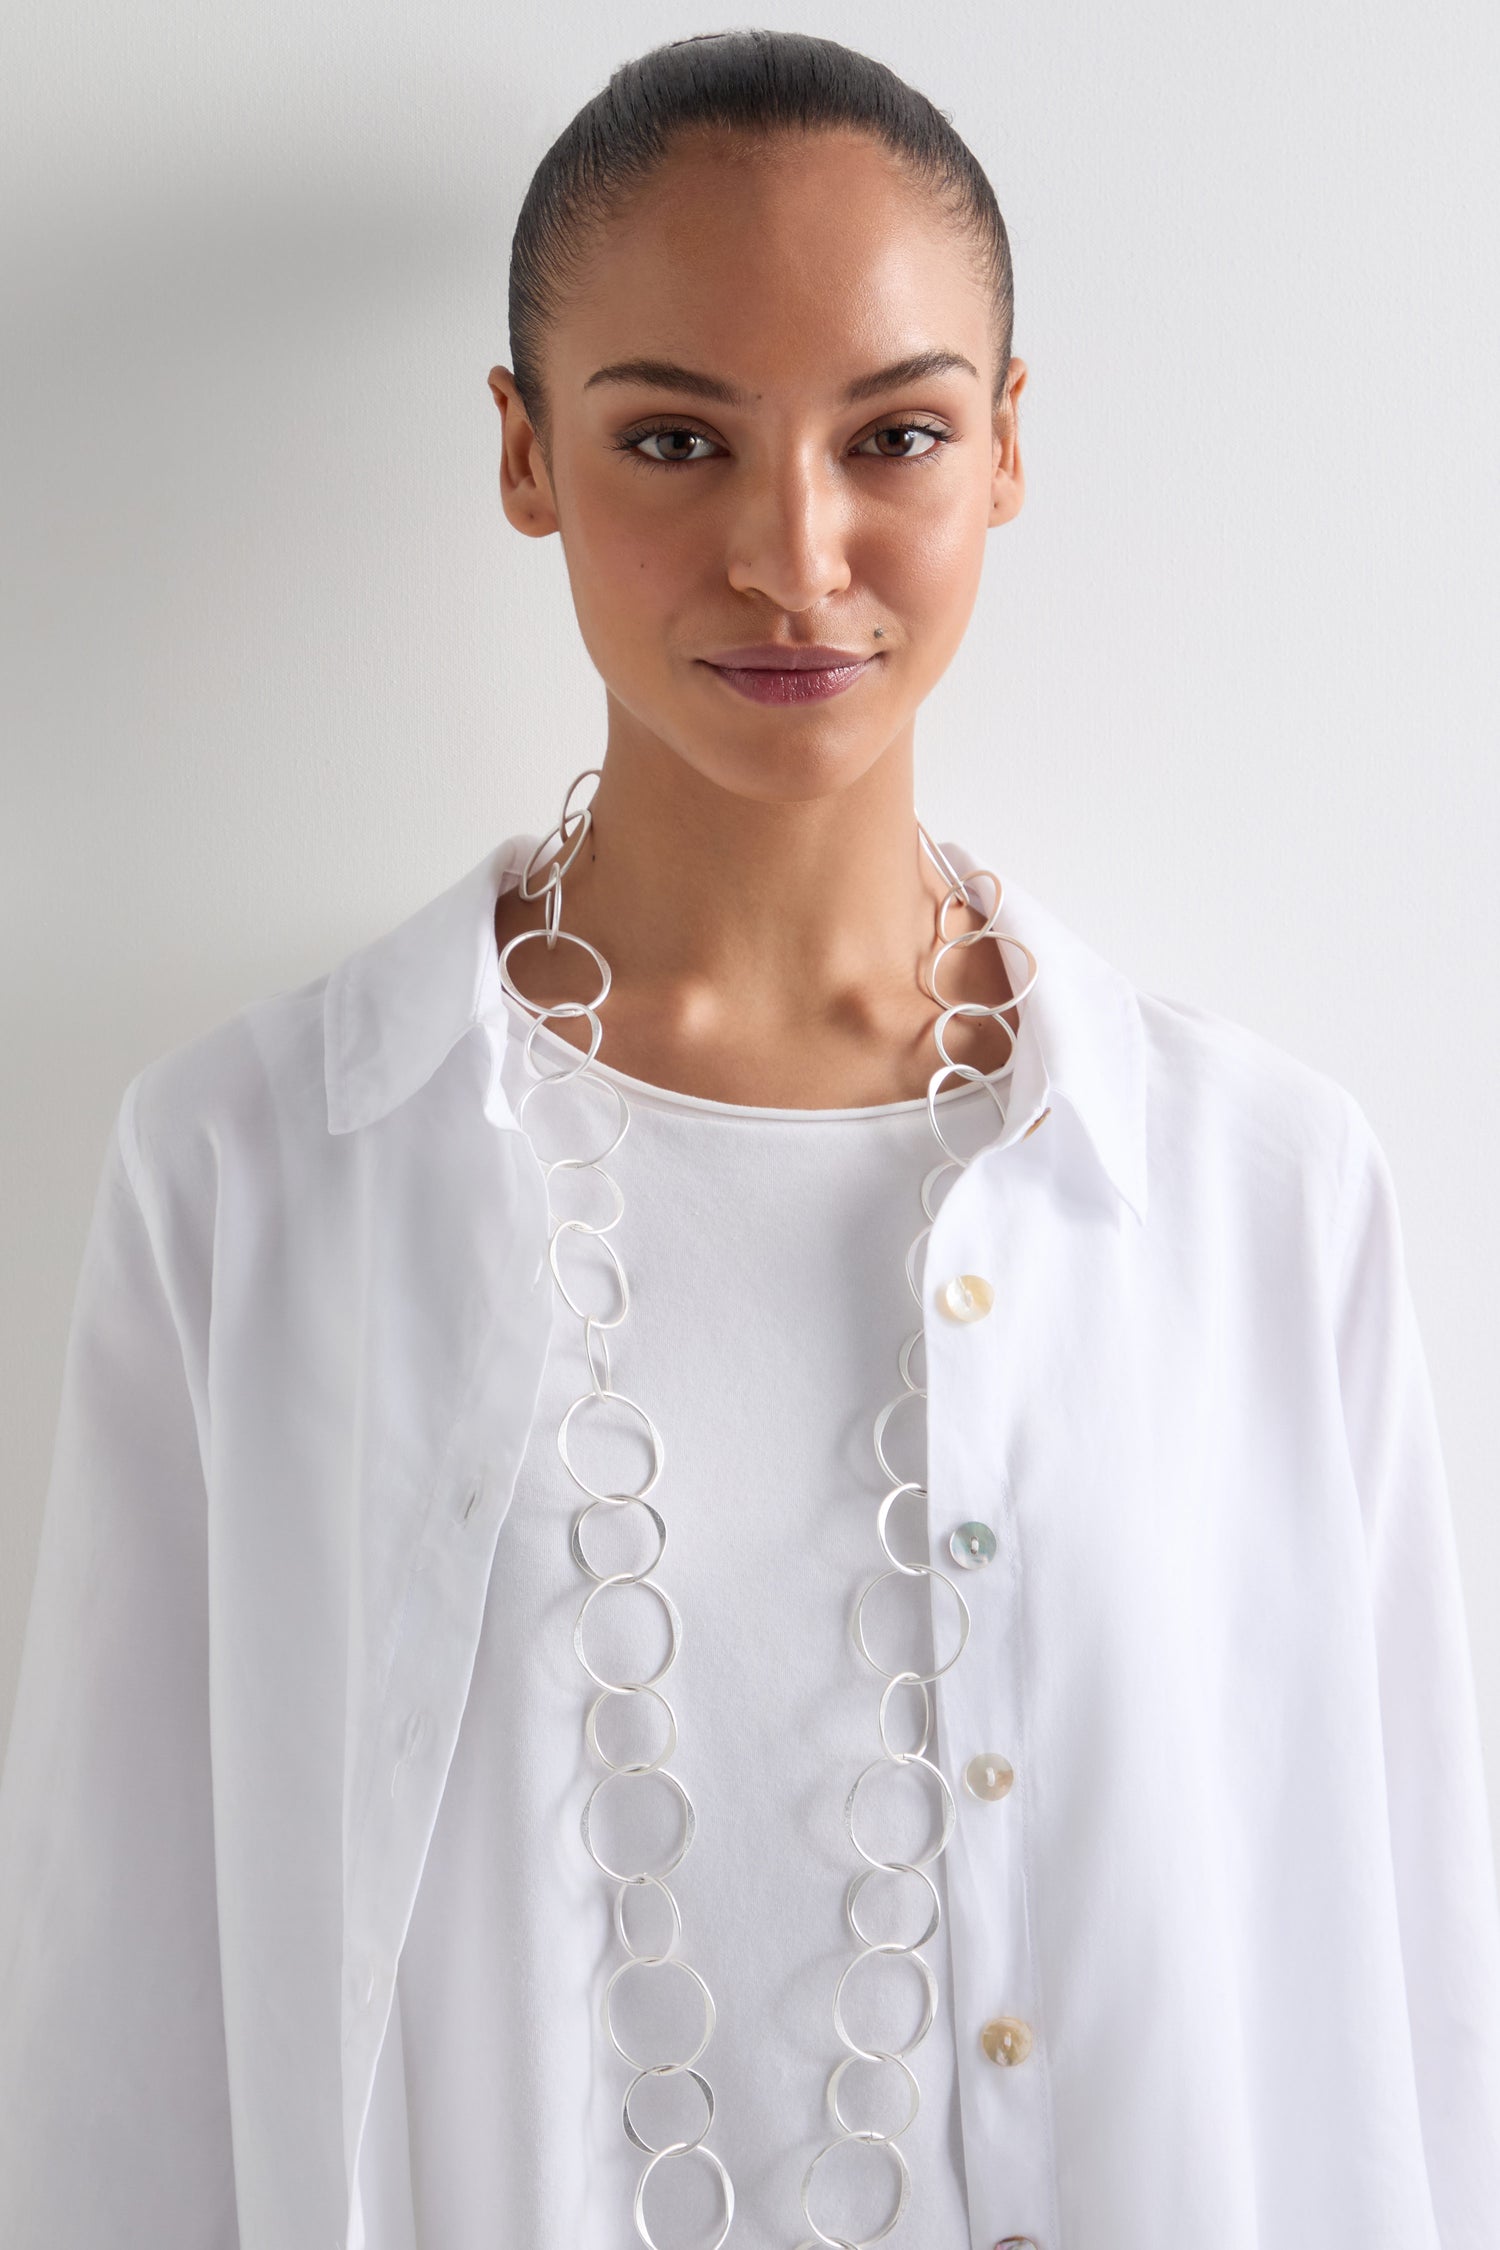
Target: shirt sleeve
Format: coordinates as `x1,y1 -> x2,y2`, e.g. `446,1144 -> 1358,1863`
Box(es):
1331,1094 -> 1500,2247
0,1076 -> 239,2246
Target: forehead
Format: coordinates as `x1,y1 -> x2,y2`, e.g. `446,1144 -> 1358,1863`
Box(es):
556,126 -> 991,397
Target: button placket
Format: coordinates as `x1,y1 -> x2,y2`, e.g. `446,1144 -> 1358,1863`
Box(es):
922,1141 -> 1056,2250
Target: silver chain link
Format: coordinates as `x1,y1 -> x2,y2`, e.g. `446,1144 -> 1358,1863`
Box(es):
496,767 -> 1039,2248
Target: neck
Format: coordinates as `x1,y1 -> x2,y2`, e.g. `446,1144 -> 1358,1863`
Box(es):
541,725 -> 948,1042
497,709 -> 1019,1110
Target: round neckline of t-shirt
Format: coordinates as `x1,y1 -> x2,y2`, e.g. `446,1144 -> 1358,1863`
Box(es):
502,995 -> 1018,1123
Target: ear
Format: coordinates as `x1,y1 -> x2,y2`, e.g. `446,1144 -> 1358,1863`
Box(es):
989,357 -> 1027,530
488,365 -> 560,538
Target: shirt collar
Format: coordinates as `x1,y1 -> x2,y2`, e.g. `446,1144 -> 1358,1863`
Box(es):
322,828 -> 1148,1224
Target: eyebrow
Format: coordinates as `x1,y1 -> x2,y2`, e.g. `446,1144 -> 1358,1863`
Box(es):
581,348 -> 980,408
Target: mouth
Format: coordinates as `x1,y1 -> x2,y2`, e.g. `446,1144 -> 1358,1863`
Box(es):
697,652 -> 882,706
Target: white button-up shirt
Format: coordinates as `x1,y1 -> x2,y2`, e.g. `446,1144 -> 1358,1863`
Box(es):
2,827 -> 1497,2250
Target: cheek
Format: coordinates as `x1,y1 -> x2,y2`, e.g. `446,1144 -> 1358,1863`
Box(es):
862,486 -> 987,620
563,464 -> 698,619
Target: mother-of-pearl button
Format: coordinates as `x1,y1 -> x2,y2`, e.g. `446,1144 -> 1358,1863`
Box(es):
981,2015 -> 1033,2065
963,1751 -> 1014,1801
937,1271 -> 995,1322
949,1519 -> 997,1569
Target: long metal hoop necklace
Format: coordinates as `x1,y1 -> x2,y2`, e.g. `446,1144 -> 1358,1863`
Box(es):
495,766 -> 1039,2250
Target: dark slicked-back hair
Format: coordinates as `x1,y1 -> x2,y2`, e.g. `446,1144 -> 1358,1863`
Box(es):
508,30 -> 1014,457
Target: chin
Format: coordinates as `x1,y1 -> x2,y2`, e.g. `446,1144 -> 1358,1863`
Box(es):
672,731 -> 892,807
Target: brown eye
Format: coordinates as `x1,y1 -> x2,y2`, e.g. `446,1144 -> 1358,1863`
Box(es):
856,422 -> 949,460
625,427 -> 719,466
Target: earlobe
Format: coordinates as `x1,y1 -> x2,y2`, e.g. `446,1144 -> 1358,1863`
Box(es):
499,455 -> 560,540
988,455 -> 1025,529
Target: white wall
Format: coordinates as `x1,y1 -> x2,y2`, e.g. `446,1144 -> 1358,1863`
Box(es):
4,1 -> 1496,1877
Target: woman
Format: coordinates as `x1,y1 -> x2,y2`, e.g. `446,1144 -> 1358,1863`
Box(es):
2,29 -> 1497,2250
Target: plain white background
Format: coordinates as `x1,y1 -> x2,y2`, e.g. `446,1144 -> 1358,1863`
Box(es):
3,3 -> 1497,1886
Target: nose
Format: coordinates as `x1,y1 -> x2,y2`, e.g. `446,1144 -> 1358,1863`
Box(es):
724,444 -> 853,613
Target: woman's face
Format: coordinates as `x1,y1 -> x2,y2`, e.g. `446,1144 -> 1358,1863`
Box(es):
490,126 -> 1026,806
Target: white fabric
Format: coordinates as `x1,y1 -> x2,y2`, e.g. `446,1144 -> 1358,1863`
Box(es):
371,1004 -> 999,2250
1,823 -> 1498,2250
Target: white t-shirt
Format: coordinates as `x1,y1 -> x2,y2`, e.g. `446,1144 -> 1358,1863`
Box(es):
360,996 -> 1017,2250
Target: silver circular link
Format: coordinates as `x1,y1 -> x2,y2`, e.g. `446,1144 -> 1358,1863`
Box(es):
557,1387 -> 664,1502
800,2125 -> 912,2245
520,1058 -> 630,1166
543,1153 -> 626,1235
571,1496 -> 668,1585
498,922 -> 612,1016
574,1574 -> 681,1691
926,927 -> 1013,1017
634,2139 -> 734,2250
548,1215 -> 629,1328
604,1951 -> 716,2071
623,2061 -> 715,2152
583,1765 -> 697,1882
518,774 -> 600,901
614,1871 -> 685,1962
587,1682 -> 678,1774
831,1943 -> 940,2064
933,997 -> 1018,1075
557,763 -> 603,834
845,1861 -> 942,1952
876,1669 -> 933,1761
851,1564 -> 971,1685
843,1754 -> 956,1873
514,783 -> 1038,2241
925,922 -> 1037,1016
936,863 -> 1003,943
825,2047 -> 922,2140
518,999 -> 602,1078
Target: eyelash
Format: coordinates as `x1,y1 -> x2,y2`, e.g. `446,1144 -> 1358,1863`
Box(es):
613,418 -> 957,472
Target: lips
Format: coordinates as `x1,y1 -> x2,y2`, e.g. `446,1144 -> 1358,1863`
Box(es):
699,643 -> 876,670
697,642 -> 884,706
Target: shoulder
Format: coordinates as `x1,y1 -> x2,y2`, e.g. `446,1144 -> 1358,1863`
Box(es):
995,866 -> 1370,1233
1134,979 -> 1372,1239
116,968 -> 333,1238
1138,980 -> 1357,1145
